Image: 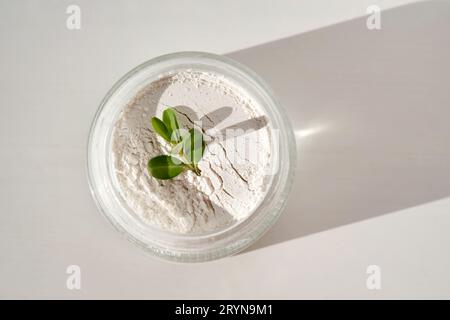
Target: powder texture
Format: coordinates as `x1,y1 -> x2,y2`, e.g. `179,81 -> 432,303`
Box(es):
112,70 -> 272,234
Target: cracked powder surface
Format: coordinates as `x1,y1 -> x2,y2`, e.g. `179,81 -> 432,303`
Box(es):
112,70 -> 273,234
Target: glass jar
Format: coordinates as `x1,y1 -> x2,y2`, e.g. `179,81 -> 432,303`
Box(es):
87,52 -> 296,262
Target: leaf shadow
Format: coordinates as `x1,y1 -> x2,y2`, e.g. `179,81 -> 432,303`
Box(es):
172,105 -> 268,140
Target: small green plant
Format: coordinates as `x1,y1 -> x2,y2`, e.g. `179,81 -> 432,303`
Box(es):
148,107 -> 205,180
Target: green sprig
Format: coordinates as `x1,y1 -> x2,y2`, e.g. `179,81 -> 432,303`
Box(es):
148,107 -> 205,180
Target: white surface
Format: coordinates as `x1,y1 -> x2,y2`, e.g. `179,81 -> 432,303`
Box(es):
1,0 -> 450,299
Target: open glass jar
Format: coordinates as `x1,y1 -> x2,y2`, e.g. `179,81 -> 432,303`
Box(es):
87,52 -> 296,262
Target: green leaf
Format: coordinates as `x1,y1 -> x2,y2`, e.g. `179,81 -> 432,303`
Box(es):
171,141 -> 184,155
151,117 -> 171,142
162,108 -> 180,142
182,128 -> 205,165
147,155 -> 186,180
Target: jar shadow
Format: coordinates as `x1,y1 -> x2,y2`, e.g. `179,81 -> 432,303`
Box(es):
226,1 -> 450,254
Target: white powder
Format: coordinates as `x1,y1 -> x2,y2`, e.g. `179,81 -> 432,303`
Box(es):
112,70 -> 272,234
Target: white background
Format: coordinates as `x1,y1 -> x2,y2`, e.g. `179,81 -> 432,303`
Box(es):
1,0 -> 450,299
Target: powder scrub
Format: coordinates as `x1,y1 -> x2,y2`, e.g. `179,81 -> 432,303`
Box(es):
88,52 -> 295,261
112,71 -> 273,234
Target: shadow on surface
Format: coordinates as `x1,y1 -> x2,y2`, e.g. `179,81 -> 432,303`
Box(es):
227,1 -> 450,252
